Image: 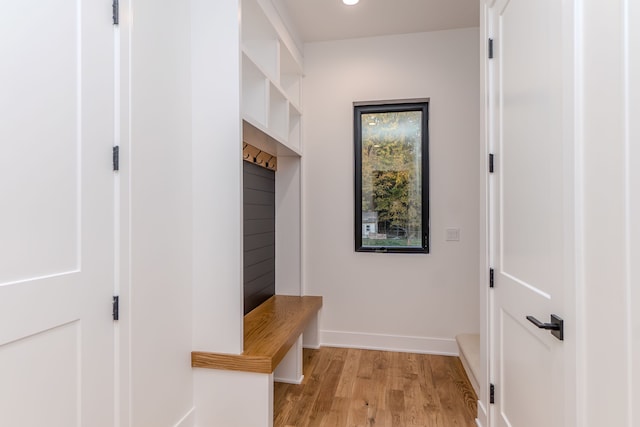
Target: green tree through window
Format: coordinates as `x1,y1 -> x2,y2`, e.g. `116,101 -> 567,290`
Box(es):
354,101 -> 429,253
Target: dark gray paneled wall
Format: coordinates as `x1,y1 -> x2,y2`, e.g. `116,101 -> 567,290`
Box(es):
243,161 -> 275,314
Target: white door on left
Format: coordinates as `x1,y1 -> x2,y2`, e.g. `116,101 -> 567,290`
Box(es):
0,1 -> 115,426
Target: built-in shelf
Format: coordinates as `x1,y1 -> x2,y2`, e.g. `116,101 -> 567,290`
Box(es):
288,109 -> 301,151
243,120 -> 301,158
241,0 -> 303,302
241,0 -> 303,154
268,83 -> 288,141
279,41 -> 302,105
242,56 -> 268,128
242,0 -> 278,81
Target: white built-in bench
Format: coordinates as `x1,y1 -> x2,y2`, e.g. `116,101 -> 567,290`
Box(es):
456,333 -> 480,397
192,295 -> 322,427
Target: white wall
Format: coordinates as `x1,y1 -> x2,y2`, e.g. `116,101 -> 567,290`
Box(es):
124,0 -> 194,425
302,28 -> 480,354
191,0 -> 243,354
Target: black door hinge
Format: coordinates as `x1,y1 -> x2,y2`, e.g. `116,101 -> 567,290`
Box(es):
489,268 -> 494,288
112,0 -> 119,25
488,38 -> 494,59
112,296 -> 119,321
489,153 -> 495,173
490,383 -> 495,404
113,146 -> 120,171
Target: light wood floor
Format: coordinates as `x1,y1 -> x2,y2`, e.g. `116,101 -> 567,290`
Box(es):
274,347 -> 477,427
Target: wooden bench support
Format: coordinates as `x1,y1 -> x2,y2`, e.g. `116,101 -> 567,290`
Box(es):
274,335 -> 303,384
192,295 -> 322,427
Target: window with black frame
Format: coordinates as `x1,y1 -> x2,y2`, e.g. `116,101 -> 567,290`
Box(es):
354,101 -> 429,253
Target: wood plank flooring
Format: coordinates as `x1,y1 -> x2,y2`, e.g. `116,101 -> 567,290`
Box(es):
274,347 -> 477,427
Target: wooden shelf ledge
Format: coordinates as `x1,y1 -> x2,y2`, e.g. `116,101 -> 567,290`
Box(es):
192,295 -> 322,374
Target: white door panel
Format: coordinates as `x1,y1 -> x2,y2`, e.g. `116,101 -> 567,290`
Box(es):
491,0 -> 569,425
0,322 -> 80,426
0,1 -> 115,426
499,0 -> 563,300
500,311 -> 552,427
0,1 -> 80,284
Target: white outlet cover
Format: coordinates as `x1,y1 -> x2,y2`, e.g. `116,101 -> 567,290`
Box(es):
445,228 -> 460,241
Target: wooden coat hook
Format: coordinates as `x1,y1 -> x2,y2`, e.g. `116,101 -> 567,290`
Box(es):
243,142 -> 277,171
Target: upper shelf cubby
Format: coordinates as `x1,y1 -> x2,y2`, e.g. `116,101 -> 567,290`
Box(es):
242,0 -> 279,82
241,0 -> 303,154
280,45 -> 302,106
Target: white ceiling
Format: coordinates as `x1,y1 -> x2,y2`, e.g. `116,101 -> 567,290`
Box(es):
280,0 -> 479,43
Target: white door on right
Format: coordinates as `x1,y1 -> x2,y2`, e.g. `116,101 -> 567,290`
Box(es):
490,0 -> 572,426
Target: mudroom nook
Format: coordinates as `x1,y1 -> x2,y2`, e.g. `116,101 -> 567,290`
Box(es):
191,1 -> 320,424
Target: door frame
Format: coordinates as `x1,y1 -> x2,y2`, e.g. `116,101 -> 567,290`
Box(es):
477,2 -> 493,427
115,0 -> 131,424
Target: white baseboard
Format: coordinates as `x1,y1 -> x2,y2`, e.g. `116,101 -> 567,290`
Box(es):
274,374 -> 304,384
174,407 -> 195,427
476,399 -> 488,427
320,330 -> 458,355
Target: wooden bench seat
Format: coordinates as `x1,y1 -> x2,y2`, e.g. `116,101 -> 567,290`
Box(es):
191,295 -> 322,374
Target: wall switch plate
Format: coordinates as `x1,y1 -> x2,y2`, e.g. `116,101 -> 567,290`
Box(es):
446,228 -> 460,241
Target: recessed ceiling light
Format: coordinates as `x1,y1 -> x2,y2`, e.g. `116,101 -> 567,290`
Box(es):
343,0 -> 359,5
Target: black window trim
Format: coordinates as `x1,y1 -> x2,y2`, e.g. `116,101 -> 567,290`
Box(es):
354,100 -> 430,254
